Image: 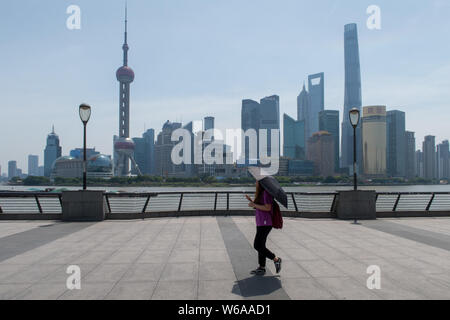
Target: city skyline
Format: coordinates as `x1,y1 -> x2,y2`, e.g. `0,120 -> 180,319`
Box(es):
2,1 -> 450,171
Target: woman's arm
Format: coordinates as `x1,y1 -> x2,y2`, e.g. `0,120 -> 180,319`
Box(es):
248,202 -> 272,212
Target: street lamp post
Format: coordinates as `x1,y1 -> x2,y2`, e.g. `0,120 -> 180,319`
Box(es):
349,108 -> 360,191
334,108 -> 375,221
79,104 -> 91,190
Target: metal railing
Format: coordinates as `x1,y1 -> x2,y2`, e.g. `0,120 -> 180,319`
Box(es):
1,191 -> 450,216
375,192 -> 450,212
104,191 -> 340,214
0,192 -> 62,214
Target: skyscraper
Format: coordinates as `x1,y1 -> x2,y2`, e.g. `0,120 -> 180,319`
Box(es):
241,99 -> 260,164
204,117 -> 215,133
8,161 -> 17,180
416,150 -> 424,178
241,96 -> 280,164
259,95 -> 280,159
423,135 -> 436,180
155,121 -> 182,177
296,74 -> 324,144
341,23 -> 363,173
386,110 -> 406,177
144,129 -> 156,175
28,155 -> 39,176
362,106 -> 386,176
132,137 -> 145,175
297,84 -> 310,148
319,110 -> 340,171
283,114 -> 305,160
44,126 -> 62,177
308,73 -> 325,136
405,131 -> 416,180
306,131 -> 335,177
437,140 -> 449,180
204,117 -> 215,142
132,129 -> 155,175
181,121 -> 195,177
114,6 -> 136,176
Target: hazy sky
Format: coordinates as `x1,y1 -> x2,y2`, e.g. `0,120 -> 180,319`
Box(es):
1,0 -> 450,173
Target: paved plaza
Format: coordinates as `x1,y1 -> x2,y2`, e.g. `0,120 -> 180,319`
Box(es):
0,216 -> 450,300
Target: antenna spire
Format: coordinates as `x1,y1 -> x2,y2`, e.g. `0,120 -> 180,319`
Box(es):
125,1 -> 128,43
123,2 -> 129,66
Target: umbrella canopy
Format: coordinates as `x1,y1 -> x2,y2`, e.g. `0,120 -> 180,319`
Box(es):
248,167 -> 270,181
248,167 -> 288,208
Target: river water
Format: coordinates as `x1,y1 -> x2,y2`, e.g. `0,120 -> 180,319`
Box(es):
1,185 -> 450,193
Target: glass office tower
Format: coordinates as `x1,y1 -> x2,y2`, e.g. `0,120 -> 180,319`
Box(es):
423,136 -> 436,180
405,131 -> 416,180
341,23 -> 362,174
386,110 -> 406,178
308,73 -> 325,137
241,99 -> 260,164
44,126 -> 62,177
259,95 -> 280,159
319,110 -> 340,171
297,84 -> 310,143
283,114 -> 305,160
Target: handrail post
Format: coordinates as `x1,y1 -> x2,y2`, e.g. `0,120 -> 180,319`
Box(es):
142,195 -> 151,213
226,193 -> 230,211
105,194 -> 112,214
426,193 -> 436,212
178,193 -> 184,212
58,194 -> 63,210
330,194 -> 337,213
57,194 -> 63,214
35,195 -> 43,214
214,192 -> 218,211
291,193 -> 298,212
393,194 -> 401,212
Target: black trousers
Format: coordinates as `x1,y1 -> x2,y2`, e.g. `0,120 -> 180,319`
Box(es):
253,226 -> 276,267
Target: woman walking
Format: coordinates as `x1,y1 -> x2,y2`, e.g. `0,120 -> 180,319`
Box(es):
245,180 -> 282,276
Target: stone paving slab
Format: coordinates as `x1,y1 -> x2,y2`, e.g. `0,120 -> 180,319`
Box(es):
0,217 -> 450,300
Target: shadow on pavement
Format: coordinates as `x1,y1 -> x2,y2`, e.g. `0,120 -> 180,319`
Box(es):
0,222 -> 95,263
232,275 -> 284,298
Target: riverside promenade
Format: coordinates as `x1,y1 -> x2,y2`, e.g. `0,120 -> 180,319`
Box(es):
0,216 -> 450,300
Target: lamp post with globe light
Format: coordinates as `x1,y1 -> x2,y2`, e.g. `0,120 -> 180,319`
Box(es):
79,104 -> 91,190
349,108 -> 360,191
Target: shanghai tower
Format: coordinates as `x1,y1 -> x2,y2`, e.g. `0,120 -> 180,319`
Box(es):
114,5 -> 139,176
341,23 -> 362,173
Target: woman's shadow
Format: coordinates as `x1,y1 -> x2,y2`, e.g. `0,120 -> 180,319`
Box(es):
231,274 -> 288,299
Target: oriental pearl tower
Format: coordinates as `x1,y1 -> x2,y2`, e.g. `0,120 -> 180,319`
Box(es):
114,5 -> 141,176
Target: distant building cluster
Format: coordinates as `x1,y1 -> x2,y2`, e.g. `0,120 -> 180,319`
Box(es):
3,21 -> 449,183
239,23 -> 449,181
